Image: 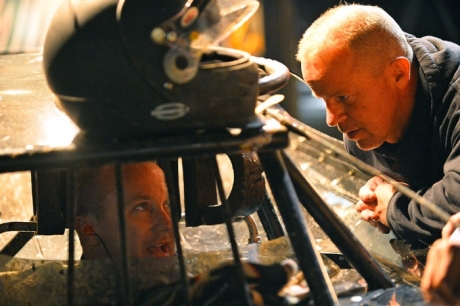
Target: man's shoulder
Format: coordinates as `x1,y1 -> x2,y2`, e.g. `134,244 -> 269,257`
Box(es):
409,34 -> 460,82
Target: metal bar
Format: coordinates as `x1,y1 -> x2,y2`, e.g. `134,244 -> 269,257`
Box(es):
256,192 -> 285,240
244,215 -> 261,244
31,171 -> 39,222
114,163 -> 132,305
162,159 -> 192,305
66,169 -> 76,306
182,157 -> 218,226
0,232 -> 35,256
282,150 -> 395,290
0,130 -> 288,173
211,156 -> 253,306
0,221 -> 37,233
32,170 -> 66,235
258,150 -> 339,306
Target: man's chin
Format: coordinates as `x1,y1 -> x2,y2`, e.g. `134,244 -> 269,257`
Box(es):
343,130 -> 381,150
354,139 -> 382,151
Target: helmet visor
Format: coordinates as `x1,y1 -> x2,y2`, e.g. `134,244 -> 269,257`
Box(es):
164,0 -> 260,51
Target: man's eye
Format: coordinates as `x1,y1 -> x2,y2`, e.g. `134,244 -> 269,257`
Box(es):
163,202 -> 171,212
134,203 -> 148,211
337,95 -> 349,102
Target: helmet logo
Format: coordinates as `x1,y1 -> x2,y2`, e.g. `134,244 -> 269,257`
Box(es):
180,7 -> 199,28
150,102 -> 190,120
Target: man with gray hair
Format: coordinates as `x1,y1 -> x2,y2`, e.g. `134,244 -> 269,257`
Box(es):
297,4 -> 460,247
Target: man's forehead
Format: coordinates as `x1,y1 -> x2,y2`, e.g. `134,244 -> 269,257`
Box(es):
301,48 -> 357,98
301,54 -> 325,81
307,81 -> 344,100
302,64 -> 341,99
306,81 -> 327,99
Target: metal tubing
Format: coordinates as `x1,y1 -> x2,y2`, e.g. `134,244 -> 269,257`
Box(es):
211,156 -> 253,305
0,130 -> 288,173
162,159 -> 192,305
281,150 -> 395,291
114,163 -> 133,305
244,215 -> 261,244
0,222 -> 37,233
66,169 -> 76,306
0,232 -> 35,256
256,192 -> 285,240
258,151 -> 339,306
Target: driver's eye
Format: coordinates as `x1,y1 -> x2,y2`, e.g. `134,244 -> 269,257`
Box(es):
134,203 -> 148,211
163,202 -> 171,212
337,95 -> 349,102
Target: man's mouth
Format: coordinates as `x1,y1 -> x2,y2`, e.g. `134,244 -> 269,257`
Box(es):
345,129 -> 360,140
148,242 -> 172,258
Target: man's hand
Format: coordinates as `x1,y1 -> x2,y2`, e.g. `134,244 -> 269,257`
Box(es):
421,213 -> 460,305
355,176 -> 396,234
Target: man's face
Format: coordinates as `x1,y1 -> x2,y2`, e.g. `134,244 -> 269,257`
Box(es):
301,47 -> 403,150
94,162 -> 175,259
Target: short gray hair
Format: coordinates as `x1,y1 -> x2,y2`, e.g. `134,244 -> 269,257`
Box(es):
296,4 -> 413,73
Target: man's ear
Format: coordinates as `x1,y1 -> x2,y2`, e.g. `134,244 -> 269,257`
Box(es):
387,56 -> 411,89
75,216 -> 100,248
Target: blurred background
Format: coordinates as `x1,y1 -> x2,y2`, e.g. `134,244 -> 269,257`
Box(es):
1,0 -> 460,139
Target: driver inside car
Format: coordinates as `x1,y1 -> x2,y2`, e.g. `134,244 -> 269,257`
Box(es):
0,161 -> 299,305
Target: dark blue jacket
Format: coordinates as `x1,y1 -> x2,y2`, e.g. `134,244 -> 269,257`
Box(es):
345,34 -> 460,245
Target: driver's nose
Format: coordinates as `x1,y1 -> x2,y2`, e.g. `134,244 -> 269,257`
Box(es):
154,207 -> 172,233
325,99 -> 347,127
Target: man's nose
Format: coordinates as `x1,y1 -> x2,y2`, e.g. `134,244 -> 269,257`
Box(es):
154,209 -> 172,232
325,99 -> 347,127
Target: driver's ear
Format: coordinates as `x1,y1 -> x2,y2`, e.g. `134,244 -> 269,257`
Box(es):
75,216 -> 100,247
387,56 -> 411,89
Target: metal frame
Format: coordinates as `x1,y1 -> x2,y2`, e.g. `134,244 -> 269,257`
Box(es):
0,116 -> 396,305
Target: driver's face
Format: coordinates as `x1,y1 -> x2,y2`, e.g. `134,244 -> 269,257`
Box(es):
302,46 -> 404,150
94,162 -> 175,259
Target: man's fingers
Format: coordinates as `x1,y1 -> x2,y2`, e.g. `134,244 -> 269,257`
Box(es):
424,283 -> 460,306
421,239 -> 460,305
443,213 -> 460,238
360,209 -> 378,222
355,200 -> 377,213
358,208 -> 390,231
358,176 -> 386,202
449,228 -> 460,245
358,185 -> 376,202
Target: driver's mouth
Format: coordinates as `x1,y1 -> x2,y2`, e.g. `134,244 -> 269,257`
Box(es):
148,243 -> 173,258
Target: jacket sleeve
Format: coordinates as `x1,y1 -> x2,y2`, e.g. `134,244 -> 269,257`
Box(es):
387,141 -> 460,245
387,83 -> 460,246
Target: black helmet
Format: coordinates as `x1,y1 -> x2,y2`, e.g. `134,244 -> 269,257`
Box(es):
43,0 -> 264,140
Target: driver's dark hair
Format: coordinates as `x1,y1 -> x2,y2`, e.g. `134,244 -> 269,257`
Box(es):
74,161 -> 160,219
